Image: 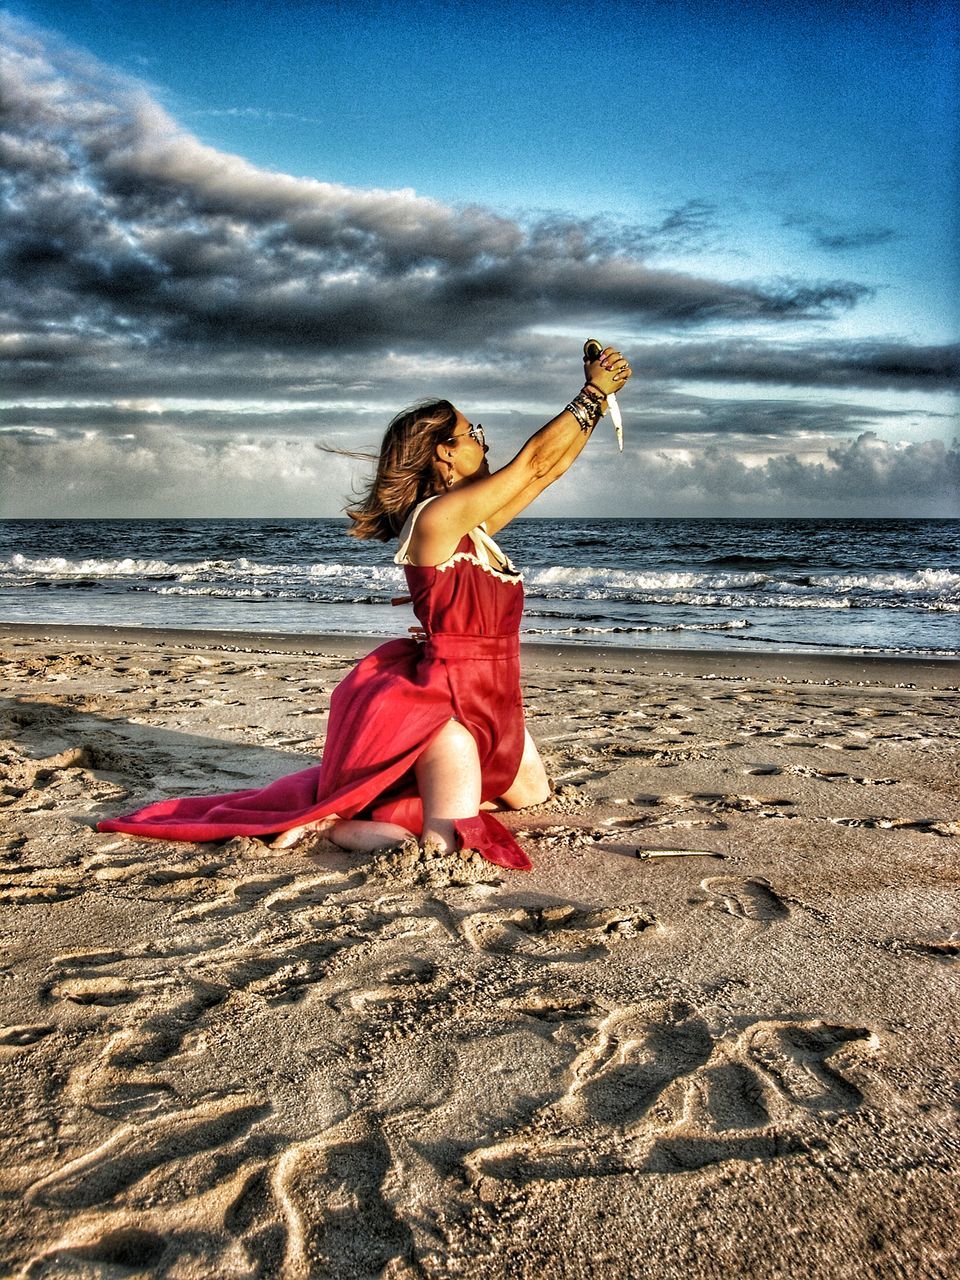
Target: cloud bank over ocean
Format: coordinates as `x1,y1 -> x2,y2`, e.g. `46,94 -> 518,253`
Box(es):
1,14 -> 957,517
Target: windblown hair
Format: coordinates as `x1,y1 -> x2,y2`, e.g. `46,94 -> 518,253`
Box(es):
346,400 -> 458,542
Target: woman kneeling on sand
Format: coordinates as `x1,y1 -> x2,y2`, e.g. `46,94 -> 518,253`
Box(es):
99,345 -> 632,869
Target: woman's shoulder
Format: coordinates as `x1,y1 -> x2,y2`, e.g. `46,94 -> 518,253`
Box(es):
394,495 -> 442,565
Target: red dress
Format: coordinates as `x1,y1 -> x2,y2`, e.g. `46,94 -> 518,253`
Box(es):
97,498 -> 531,869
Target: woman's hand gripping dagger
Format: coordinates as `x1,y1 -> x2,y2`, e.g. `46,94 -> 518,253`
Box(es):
584,338 -> 624,450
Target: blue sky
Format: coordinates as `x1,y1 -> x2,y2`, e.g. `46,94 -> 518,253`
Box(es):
1,0 -> 957,516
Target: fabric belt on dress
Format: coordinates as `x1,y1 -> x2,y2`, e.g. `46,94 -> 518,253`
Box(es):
424,633 -> 519,662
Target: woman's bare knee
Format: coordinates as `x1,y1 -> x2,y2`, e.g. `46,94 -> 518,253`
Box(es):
418,718 -> 478,767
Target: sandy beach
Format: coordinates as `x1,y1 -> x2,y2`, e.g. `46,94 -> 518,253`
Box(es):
1,623 -> 957,1280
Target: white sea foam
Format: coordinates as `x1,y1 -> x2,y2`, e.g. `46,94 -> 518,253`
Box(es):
153,585 -> 275,600
525,566 -> 770,591
4,550 -> 957,616
4,553 -> 189,578
805,568 -> 960,594
0,554 -> 405,589
523,619 -> 751,635
150,584 -> 389,604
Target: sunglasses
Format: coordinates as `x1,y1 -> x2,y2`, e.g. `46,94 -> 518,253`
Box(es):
446,422 -> 485,448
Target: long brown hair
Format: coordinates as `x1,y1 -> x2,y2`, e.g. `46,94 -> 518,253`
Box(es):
346,400 -> 458,541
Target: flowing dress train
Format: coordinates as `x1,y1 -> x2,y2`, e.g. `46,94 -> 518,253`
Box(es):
97,498 -> 532,869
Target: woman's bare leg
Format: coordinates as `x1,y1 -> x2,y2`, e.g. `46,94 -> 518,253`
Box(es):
415,719 -> 482,853
500,729 -> 551,810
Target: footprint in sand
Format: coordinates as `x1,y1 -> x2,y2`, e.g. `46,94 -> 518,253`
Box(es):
26,1095 -> 268,1209
503,993 -> 602,1023
0,874 -> 83,904
50,976 -> 145,1007
604,803 -> 724,835
828,816 -> 960,837
561,999 -> 713,1130
262,871 -> 358,914
173,871 -> 298,922
0,1023 -> 56,1048
630,792 -> 797,825
337,956 -> 440,1012
462,902 -> 655,961
551,765 -> 615,785
699,875 -> 790,927
787,764 -> 898,786
281,1121 -> 417,1280
743,1020 -> 874,1112
82,846 -> 224,889
465,1007 -> 879,1185
271,1118 -> 417,1280
102,980 -> 227,1069
29,1226 -> 169,1276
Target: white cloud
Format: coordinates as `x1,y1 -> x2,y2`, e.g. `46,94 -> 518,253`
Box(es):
535,432 -> 960,518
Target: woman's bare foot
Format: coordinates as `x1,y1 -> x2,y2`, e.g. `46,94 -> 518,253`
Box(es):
270,815 -> 340,850
327,819 -> 415,853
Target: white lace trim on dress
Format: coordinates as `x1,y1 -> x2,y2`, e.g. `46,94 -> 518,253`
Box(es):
394,496 -> 521,582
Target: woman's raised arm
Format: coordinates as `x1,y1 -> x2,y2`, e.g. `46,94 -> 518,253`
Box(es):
409,346 -> 631,563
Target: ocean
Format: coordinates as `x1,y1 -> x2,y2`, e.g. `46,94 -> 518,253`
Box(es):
1,517 -> 957,657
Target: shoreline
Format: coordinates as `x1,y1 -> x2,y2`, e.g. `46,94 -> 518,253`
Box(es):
2,621 -> 957,688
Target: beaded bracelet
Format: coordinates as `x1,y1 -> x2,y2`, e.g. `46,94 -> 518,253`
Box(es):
566,398 -> 592,431
565,387 -> 605,432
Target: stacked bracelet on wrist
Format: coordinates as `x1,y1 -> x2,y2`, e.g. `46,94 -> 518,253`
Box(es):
583,383 -> 608,405
565,385 -> 606,433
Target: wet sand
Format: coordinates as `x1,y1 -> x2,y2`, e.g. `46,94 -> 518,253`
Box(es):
1,624 -> 958,1279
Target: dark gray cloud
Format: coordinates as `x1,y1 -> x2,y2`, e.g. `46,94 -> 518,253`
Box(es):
616,396 -> 915,441
809,227 -> 899,252
783,212 -> 901,254
1,14 -> 872,378
627,339 -> 960,390
0,380 -> 925,451
3,329 -> 956,406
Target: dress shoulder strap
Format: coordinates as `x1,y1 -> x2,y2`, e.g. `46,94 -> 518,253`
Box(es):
467,524 -> 519,575
394,495 -> 441,565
